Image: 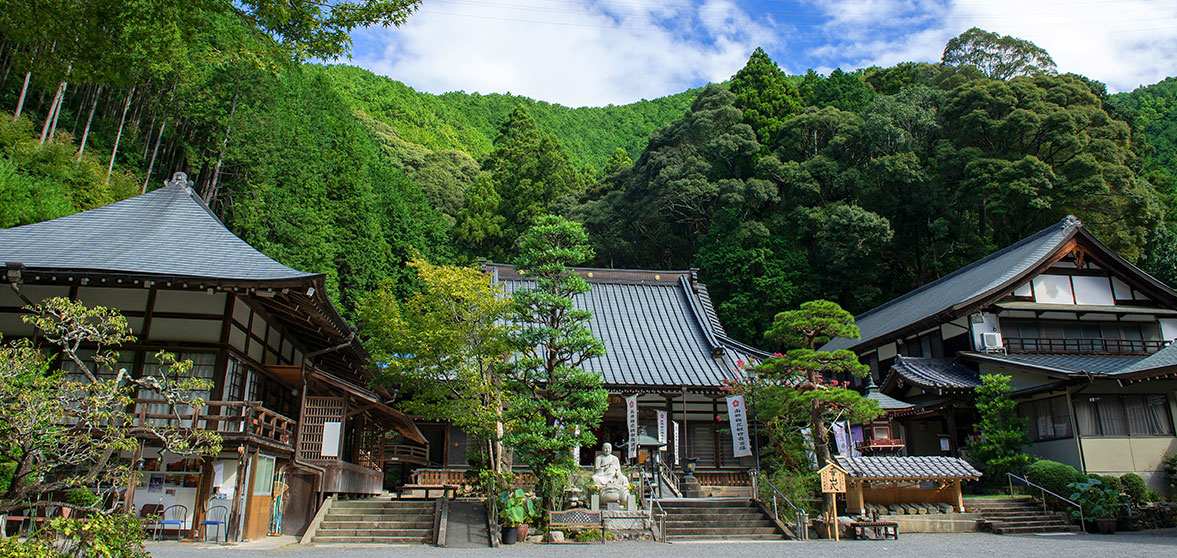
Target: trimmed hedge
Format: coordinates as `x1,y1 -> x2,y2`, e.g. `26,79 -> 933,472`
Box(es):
1120,473 -> 1148,505
1090,473 -> 1125,495
1027,460 -> 1086,500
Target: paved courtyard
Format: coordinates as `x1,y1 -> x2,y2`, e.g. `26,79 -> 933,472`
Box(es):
147,530 -> 1177,558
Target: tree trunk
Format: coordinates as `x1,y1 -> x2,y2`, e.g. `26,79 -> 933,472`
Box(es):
39,80 -> 66,144
48,82 -> 68,141
12,71 -> 30,121
106,87 -> 134,184
77,85 -> 101,158
142,118 -> 166,194
204,88 -> 239,203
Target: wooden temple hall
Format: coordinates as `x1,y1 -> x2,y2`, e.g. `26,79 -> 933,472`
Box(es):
0,173 -> 426,541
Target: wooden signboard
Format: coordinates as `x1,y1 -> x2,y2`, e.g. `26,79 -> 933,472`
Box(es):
818,463 -> 847,494
817,463 -> 848,541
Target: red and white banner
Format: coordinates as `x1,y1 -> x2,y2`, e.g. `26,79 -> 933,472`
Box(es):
726,394 -> 752,458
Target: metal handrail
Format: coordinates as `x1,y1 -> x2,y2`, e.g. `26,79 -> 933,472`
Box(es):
751,470 -> 808,540
654,460 -> 681,498
1006,473 -> 1086,533
640,474 -> 668,542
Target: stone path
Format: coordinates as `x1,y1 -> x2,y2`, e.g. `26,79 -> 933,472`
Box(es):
147,530 -> 1177,558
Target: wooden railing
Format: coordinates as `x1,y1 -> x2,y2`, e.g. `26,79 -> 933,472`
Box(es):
696,470 -> 751,486
1005,337 -> 1167,355
385,444 -> 429,464
132,399 -> 296,448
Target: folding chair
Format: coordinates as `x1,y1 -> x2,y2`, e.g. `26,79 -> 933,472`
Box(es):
155,505 -> 188,541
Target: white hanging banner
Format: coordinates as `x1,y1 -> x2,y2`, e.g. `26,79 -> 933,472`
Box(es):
657,410 -> 668,444
626,394 -> 639,461
673,421 -> 680,465
833,420 -> 850,456
726,394 -> 752,458
801,427 -> 817,467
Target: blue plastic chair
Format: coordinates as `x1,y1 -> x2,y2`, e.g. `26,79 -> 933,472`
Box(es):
200,505 -> 229,543
154,505 -> 187,541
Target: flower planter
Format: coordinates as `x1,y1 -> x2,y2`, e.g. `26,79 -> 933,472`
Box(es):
1096,518 -> 1116,534
502,525 -> 519,544
517,524 -> 529,540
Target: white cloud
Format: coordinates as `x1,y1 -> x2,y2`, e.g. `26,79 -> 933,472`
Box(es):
801,0 -> 1177,92
351,0 -> 781,107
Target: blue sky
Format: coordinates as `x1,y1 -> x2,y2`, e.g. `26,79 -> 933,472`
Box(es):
347,0 -> 1177,107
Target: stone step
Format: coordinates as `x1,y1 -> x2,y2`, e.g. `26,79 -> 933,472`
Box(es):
658,499 -> 754,509
325,513 -> 432,521
991,525 -> 1079,535
979,512 -> 1064,520
331,503 -> 435,510
663,512 -> 767,520
666,526 -> 779,535
320,520 -> 435,530
665,520 -> 776,529
666,534 -> 785,541
987,519 -> 1072,527
313,536 -> 432,544
317,528 -> 433,537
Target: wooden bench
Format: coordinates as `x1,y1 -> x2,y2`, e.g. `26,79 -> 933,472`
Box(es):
850,521 -> 898,540
401,469 -> 462,498
547,509 -> 605,543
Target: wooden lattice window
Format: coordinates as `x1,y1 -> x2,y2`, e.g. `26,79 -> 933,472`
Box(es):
298,396 -> 344,462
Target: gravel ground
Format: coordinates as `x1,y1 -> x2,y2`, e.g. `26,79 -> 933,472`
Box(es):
147,530 -> 1177,558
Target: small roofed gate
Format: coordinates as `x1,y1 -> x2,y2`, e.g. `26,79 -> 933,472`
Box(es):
297,395 -> 384,494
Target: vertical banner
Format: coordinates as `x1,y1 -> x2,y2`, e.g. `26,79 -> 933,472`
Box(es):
801,427 -> 817,467
673,421 -> 680,465
657,411 -> 668,445
626,394 -> 638,461
725,394 -> 752,458
833,420 -> 850,456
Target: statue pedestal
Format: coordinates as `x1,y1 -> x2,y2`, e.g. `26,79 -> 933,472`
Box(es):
590,494 -> 600,511
680,475 -> 704,498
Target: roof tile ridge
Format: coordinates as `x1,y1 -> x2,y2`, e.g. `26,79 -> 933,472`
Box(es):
851,218 -> 1074,323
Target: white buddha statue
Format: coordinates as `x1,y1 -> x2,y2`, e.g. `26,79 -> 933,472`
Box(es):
592,443 -> 628,491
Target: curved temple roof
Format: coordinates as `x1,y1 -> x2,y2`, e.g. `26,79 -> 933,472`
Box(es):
0,180 -> 315,282
487,263 -> 758,389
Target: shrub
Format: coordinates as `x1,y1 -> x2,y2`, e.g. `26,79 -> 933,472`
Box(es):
1145,489 -> 1162,503
573,528 -> 615,542
1091,474 -> 1124,495
1026,460 -> 1085,499
1120,473 -> 1148,506
0,460 -> 15,494
1067,478 -> 1126,519
65,488 -> 101,509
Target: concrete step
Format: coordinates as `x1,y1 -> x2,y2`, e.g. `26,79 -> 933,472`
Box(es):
317,528 -> 433,537
331,502 -> 435,511
320,520 -> 435,530
666,520 -> 776,529
987,519 -> 1072,528
666,526 -> 779,535
666,534 -> 785,541
312,536 -> 432,544
664,512 -> 767,521
991,525 -> 1079,535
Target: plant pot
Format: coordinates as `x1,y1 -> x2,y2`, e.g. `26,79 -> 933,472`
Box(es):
60,508 -> 71,520
502,525 -> 518,545
517,524 -> 529,540
1096,518 -> 1116,534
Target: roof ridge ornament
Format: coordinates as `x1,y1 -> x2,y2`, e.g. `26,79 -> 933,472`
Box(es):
1063,215 -> 1082,229
165,171 -> 195,194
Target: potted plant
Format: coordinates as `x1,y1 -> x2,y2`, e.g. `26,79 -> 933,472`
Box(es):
498,488 -> 536,544
1068,478 -> 1124,534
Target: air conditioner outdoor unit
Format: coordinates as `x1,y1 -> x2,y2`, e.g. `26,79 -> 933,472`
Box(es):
981,332 -> 1005,353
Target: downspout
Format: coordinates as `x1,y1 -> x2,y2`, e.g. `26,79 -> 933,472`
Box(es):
1069,374 -> 1097,473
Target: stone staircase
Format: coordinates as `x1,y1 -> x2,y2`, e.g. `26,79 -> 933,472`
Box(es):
312,499 -> 437,544
660,498 -> 788,541
964,497 -> 1079,535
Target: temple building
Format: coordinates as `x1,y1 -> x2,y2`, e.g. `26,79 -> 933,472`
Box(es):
827,216 -> 1177,489
0,173 -> 425,541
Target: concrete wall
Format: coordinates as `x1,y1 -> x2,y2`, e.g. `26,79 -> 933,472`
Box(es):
1081,437 -> 1177,490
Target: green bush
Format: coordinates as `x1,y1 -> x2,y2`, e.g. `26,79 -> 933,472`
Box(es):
1145,488 -> 1162,503
758,468 -> 821,518
1090,474 -> 1124,494
573,528 -> 615,542
65,488 -> 101,509
1120,473 -> 1148,505
0,460 -> 15,495
1026,460 -> 1085,500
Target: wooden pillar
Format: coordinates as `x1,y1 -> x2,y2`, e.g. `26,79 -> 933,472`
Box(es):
227,446 -> 251,542
188,457 -> 215,540
953,479 -> 964,512
847,480 -> 864,514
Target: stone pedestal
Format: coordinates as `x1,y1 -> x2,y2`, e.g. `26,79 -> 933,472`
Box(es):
680,475 -> 704,498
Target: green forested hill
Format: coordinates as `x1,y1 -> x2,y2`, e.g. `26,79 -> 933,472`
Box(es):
316,64 -> 699,171
1112,78 -> 1177,191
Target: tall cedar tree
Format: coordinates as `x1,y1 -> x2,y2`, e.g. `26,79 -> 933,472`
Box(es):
964,374 -> 1031,481
503,215 -> 608,511
728,47 -> 803,148
756,300 -> 880,516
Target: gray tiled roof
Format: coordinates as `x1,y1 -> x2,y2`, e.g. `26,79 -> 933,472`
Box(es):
492,265 -> 753,387
887,356 -> 980,390
823,217 -> 1078,352
838,456 -> 982,480
865,383 -> 914,411
1115,342 -> 1177,375
962,352 -> 1146,375
0,183 -> 315,282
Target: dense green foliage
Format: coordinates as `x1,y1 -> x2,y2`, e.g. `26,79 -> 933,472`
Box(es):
965,374 -> 1031,480
1026,459 -> 1086,499
1120,473 -> 1148,505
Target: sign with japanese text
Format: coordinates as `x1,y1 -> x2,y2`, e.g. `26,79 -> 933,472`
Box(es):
657,410 -> 668,445
626,394 -> 638,460
673,421 -> 680,465
726,394 -> 752,458
818,463 -> 848,494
